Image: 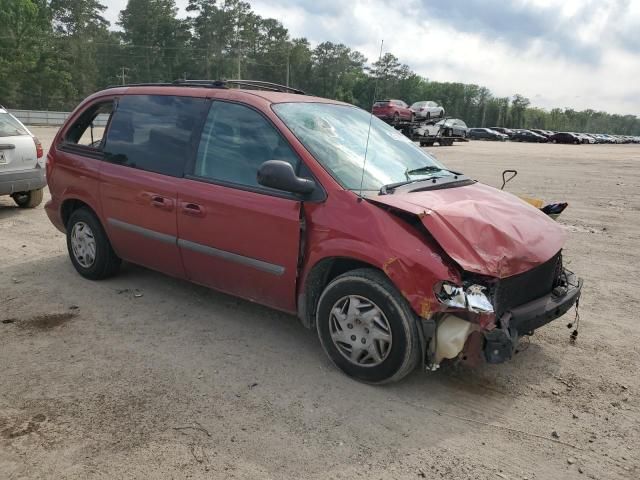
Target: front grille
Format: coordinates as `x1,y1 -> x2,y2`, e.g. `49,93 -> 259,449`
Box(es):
493,251 -> 563,318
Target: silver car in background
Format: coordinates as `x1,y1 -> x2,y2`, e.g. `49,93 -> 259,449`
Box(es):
0,107 -> 46,208
410,101 -> 445,120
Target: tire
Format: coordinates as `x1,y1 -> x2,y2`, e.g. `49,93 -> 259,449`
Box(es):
12,188 -> 44,208
66,207 -> 121,280
316,268 -> 421,384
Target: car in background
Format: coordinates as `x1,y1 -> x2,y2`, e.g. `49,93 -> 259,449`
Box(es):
596,134 -> 616,143
530,129 -> 555,139
490,127 -> 515,138
0,106 -> 46,208
468,128 -> 508,141
410,101 -> 445,120
372,99 -> 414,124
435,118 -> 468,138
511,129 -> 548,143
573,133 -> 595,144
549,132 -> 581,144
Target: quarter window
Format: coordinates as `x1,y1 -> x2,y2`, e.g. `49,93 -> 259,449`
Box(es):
194,101 -> 299,188
65,101 -> 113,149
103,95 -> 206,177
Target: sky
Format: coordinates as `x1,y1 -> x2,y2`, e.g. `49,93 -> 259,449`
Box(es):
102,0 -> 640,116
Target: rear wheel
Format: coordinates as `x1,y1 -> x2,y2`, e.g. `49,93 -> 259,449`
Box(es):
66,208 -> 121,280
12,188 -> 43,208
316,269 -> 421,384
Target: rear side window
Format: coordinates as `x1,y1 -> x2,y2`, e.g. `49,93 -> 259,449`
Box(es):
103,95 -> 206,177
193,101 -> 299,189
0,112 -> 29,137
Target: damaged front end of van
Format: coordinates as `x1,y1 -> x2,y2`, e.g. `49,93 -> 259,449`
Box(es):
368,181 -> 583,370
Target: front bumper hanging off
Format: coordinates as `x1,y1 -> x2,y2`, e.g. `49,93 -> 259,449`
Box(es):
484,269 -> 582,363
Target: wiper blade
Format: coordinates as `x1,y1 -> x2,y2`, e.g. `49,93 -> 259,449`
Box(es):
405,166 -> 461,176
379,177 -> 442,194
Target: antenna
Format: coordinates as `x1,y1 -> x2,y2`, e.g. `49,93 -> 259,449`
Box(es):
358,39 -> 384,199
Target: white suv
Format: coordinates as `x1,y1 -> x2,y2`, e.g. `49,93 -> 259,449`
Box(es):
0,107 -> 46,208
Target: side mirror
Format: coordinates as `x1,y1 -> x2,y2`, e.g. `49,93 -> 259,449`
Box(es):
257,160 -> 316,195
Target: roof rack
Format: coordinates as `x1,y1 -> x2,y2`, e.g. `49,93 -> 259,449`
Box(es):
104,79 -> 306,95
172,79 -> 306,95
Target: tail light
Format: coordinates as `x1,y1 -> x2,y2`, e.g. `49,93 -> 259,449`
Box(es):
33,137 -> 43,158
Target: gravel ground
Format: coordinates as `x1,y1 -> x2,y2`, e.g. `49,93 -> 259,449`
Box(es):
1,128 -> 638,479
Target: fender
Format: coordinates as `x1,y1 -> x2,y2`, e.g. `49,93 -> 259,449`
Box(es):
299,190 -> 462,323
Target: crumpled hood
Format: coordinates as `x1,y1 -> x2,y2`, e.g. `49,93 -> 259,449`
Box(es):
368,182 -> 566,278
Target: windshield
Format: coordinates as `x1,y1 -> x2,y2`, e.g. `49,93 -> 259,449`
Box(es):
272,102 -> 453,191
0,112 -> 29,137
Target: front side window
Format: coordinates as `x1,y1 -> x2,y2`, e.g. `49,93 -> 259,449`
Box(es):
194,101 -> 299,188
273,102 -> 452,192
103,95 -> 206,177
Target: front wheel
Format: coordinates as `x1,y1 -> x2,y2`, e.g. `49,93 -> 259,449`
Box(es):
12,188 -> 43,208
316,269 -> 421,384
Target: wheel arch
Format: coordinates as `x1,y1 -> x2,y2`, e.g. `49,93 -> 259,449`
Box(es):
60,198 -> 99,229
297,256 -> 387,329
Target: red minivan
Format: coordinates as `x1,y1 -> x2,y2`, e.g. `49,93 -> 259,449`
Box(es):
45,80 -> 582,383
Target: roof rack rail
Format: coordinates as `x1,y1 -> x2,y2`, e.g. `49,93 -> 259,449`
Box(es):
227,80 -> 306,95
104,79 -> 306,95
171,79 -> 227,89
173,79 -> 306,95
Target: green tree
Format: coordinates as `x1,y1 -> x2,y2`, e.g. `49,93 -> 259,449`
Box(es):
118,0 -> 191,82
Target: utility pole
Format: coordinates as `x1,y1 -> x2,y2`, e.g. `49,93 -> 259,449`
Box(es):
120,66 -> 129,85
286,51 -> 290,87
235,19 -> 241,79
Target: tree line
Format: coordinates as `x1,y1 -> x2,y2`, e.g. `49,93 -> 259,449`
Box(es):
1,0 -> 638,135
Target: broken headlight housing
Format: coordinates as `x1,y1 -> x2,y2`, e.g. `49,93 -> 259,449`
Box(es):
434,281 -> 494,314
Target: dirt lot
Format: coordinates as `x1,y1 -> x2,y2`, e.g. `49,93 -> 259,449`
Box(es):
1,128 -> 639,479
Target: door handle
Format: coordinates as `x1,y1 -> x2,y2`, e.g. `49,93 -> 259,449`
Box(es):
181,202 -> 205,217
150,195 -> 173,210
